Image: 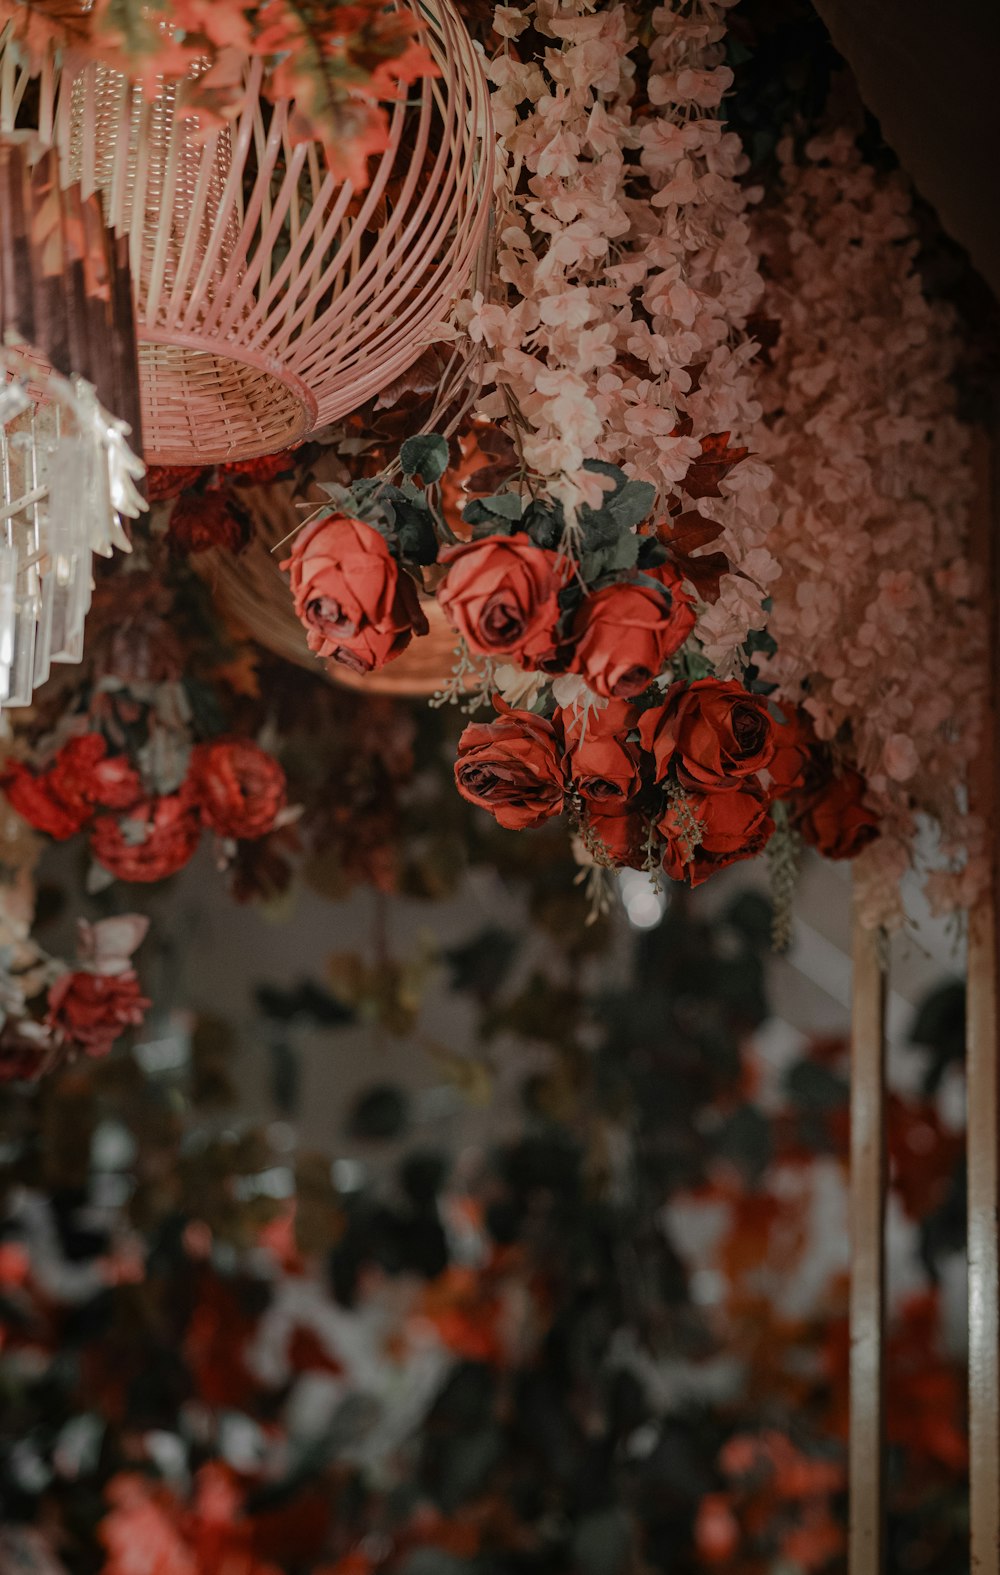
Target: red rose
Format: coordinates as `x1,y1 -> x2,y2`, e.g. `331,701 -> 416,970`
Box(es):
282,515 -> 428,673
560,699 -> 643,815
46,968 -> 150,1057
570,566 -> 696,699
455,706 -> 564,830
796,768 -> 880,860
169,489 -> 251,554
191,739 -> 287,840
438,536 -> 564,666
764,706 -> 813,799
639,679 -> 775,792
585,809 -> 648,868
659,785 -> 774,887
91,794 -> 202,882
218,450 -> 298,485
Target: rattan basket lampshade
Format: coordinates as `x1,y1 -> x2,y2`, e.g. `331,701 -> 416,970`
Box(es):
0,1 -> 493,466
194,481 -> 462,698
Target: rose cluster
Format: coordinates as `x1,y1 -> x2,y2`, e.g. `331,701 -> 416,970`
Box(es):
454,685 -> 880,886
2,734 -> 288,885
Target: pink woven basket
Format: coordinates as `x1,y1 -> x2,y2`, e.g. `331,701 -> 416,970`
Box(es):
0,2 -> 493,465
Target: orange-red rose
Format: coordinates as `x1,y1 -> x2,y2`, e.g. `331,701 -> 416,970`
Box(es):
91,794 -> 202,882
640,678 -> 775,792
586,809 -> 648,869
283,515 -> 428,673
764,705 -> 813,799
560,699 -> 642,815
570,566 -> 696,699
659,786 -> 774,886
455,706 -> 564,830
46,968 -> 150,1057
191,739 -> 287,841
438,536 -> 564,666
796,768 -> 880,860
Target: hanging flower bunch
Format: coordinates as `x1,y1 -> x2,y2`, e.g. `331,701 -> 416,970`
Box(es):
753,129 -> 985,926
0,913 -> 150,1082
457,0 -> 778,669
281,439 -> 797,889
0,555 -> 291,892
0,0 -> 436,186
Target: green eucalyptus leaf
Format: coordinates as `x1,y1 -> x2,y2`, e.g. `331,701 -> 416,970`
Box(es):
399,434 -> 449,483
608,478 -> 656,529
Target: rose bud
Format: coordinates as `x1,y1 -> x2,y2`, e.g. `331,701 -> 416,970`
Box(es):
570,566 -> 696,699
640,678 -> 775,793
438,535 -> 565,667
455,706 -> 565,830
282,514 -> 428,673
559,698 -> 643,816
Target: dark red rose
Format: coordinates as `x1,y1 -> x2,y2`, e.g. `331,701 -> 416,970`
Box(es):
455,705 -> 564,830
560,699 -> 643,815
438,536 -> 564,666
46,968 -> 150,1057
218,450 -> 298,485
90,794 -> 202,882
168,490 -> 251,554
639,678 -> 775,792
585,809 -> 648,868
0,1023 -> 59,1082
145,465 -> 206,503
659,785 -> 774,887
1,760 -> 90,840
796,767 -> 880,860
282,514 -> 428,673
191,739 -> 287,841
570,566 -> 696,699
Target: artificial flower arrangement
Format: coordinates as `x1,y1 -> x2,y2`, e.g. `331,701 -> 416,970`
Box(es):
282,434 -> 879,898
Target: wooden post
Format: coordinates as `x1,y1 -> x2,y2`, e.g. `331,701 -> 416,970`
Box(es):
849,896 -> 886,1575
967,428 -> 1000,1574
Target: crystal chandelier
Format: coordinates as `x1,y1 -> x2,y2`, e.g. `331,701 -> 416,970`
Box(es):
0,137 -> 145,708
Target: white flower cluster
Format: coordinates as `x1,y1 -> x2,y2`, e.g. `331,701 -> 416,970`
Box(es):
464,0 -> 778,670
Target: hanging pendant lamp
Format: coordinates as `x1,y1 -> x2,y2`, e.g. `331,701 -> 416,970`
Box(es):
0,1 -> 493,466
0,135 -> 145,708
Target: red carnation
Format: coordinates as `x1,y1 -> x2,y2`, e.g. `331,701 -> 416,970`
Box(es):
1,760 -> 89,840
168,490 -> 251,554
46,968 -> 150,1058
49,734 -> 143,814
191,739 -> 287,841
91,794 -> 202,882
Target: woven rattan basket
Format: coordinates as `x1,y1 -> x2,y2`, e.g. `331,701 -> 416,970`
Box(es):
0,2 -> 493,466
195,481 -> 462,698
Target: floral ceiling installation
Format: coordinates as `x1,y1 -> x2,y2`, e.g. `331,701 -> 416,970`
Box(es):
753,129 -> 985,928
